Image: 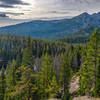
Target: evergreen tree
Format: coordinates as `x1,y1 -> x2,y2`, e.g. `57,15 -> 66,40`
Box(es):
6,60 -> 17,99
59,53 -> 71,100
39,53 -> 56,100
0,66 -> 6,100
16,53 -> 22,68
48,75 -> 59,98
14,36 -> 36,100
90,28 -> 100,86
14,65 -> 36,100
79,60 -> 92,95
94,60 -> 100,97
79,28 -> 100,95
22,36 -> 33,67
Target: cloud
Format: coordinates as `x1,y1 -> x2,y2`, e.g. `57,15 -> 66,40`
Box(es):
0,4 -> 14,8
5,12 -> 24,16
43,11 -> 71,15
0,0 -> 100,19
0,13 -> 8,17
33,0 -> 100,16
0,0 -> 29,8
0,0 -> 28,5
0,12 -> 24,17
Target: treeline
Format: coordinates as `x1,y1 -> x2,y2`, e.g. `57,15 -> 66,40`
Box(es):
59,35 -> 90,43
0,34 -> 66,67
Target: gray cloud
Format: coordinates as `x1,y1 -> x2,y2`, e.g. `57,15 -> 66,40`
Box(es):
0,0 -> 29,8
0,13 -> 8,17
0,0 -> 29,5
0,0 -> 28,5
0,12 -> 24,17
0,4 -> 14,8
46,11 -> 70,15
35,0 -> 100,13
1,0 -> 100,19
5,12 -> 24,16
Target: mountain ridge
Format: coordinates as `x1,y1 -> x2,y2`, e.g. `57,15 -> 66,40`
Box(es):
0,12 -> 100,40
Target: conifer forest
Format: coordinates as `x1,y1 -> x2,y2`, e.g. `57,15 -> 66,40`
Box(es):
0,28 -> 100,100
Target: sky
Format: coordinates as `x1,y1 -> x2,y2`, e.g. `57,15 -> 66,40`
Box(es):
0,0 -> 100,26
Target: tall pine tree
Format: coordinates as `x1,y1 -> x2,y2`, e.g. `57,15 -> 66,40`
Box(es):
14,36 -> 36,100
59,53 -> 72,100
22,36 -> 33,67
5,60 -> 17,99
38,53 -> 58,100
0,66 -> 6,100
79,28 -> 100,96
94,60 -> 100,97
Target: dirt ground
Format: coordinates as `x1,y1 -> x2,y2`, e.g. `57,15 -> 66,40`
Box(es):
48,96 -> 100,100
49,99 -> 61,100
73,96 -> 100,100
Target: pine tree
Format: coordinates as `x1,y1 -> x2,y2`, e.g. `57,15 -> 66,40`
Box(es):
6,60 -> 17,99
0,66 -> 6,100
90,28 -> 100,86
5,66 -> 10,100
14,36 -> 36,100
16,53 -> 21,68
94,60 -> 100,97
22,36 -> 33,67
59,53 -> 71,100
79,60 -> 92,95
79,28 -> 100,95
14,65 -> 36,100
48,75 -> 59,98
39,53 -> 55,100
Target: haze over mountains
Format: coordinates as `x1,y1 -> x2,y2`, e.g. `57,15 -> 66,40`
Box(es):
0,12 -> 100,40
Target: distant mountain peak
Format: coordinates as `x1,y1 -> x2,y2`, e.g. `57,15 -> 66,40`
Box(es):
96,12 -> 100,15
80,12 -> 90,17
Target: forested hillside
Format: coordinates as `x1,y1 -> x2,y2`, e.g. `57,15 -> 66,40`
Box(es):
59,35 -> 90,43
0,29 -> 100,100
0,34 -> 66,67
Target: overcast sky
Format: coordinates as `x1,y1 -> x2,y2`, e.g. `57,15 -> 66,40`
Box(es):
0,0 -> 100,19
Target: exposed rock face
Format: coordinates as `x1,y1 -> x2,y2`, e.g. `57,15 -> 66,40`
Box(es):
69,75 -> 79,94
48,77 -> 100,100
69,76 -> 100,100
